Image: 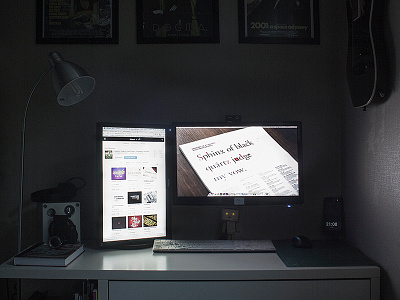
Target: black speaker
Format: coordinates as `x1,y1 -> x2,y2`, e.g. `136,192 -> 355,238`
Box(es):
43,202 -> 80,246
323,197 -> 345,236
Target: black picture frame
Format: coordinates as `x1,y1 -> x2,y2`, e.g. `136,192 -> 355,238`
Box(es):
36,0 -> 119,44
238,0 -> 319,44
136,0 -> 220,44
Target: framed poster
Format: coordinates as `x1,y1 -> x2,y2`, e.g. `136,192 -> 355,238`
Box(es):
36,0 -> 119,44
238,0 -> 319,44
136,0 -> 219,44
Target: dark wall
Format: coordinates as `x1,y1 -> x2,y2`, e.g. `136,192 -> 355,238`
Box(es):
0,0 -> 352,297
343,0 -> 400,298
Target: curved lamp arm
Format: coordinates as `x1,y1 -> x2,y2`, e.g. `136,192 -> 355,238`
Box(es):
19,66 -> 52,253
18,52 -> 95,252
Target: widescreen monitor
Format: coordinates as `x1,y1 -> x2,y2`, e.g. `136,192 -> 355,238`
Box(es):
173,122 -> 304,206
97,123 -> 169,248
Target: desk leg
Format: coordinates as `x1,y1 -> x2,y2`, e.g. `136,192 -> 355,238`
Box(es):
98,280 -> 108,300
371,277 -> 380,300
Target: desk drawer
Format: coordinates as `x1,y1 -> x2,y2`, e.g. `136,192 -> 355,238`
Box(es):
109,279 -> 370,300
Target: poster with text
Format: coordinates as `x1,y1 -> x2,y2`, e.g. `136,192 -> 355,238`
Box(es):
37,0 -> 118,44
238,0 -> 319,44
136,0 -> 219,43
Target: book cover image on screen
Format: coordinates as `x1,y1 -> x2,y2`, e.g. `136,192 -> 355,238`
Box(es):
178,126 -> 299,197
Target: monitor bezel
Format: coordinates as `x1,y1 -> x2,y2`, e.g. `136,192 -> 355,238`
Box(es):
96,122 -> 171,249
171,121 -> 304,207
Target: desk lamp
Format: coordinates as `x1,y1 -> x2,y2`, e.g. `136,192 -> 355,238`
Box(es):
18,51 -> 95,253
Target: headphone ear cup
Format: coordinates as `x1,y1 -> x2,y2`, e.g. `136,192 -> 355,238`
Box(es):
49,236 -> 62,249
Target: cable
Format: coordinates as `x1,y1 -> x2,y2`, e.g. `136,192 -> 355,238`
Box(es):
19,65 -> 52,253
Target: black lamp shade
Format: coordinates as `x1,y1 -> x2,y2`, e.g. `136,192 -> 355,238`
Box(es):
49,52 -> 95,106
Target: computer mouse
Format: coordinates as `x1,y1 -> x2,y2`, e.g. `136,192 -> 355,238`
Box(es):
292,235 -> 312,248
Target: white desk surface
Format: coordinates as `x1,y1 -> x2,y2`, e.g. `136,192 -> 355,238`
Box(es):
0,246 -> 380,281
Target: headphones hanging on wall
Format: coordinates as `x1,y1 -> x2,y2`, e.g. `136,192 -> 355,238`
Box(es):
31,177 -> 86,203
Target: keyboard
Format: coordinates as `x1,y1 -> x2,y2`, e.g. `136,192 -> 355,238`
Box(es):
153,239 -> 276,253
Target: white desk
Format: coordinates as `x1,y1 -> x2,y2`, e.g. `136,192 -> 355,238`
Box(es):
0,242 -> 380,300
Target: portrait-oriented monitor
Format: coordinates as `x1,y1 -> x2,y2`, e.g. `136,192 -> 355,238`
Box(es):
97,123 -> 169,248
173,122 -> 303,206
